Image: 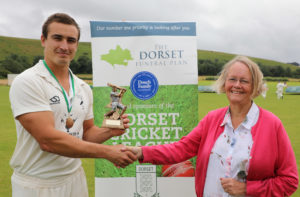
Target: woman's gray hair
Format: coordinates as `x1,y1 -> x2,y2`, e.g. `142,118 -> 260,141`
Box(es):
213,55 -> 266,99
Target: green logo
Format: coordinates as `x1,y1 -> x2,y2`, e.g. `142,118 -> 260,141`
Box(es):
101,45 -> 133,67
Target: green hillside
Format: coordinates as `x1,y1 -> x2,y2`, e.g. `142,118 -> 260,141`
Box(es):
0,36 -> 91,63
197,50 -> 297,71
0,35 -> 297,71
0,36 -> 42,62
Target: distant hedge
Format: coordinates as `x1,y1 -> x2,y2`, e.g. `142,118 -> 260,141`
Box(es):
0,53 -> 92,78
205,76 -> 289,82
198,59 -> 300,79
1,53 -> 300,79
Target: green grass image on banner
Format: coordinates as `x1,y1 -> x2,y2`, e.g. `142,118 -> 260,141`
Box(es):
93,85 -> 198,178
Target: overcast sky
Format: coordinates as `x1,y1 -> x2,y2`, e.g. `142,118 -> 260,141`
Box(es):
0,0 -> 299,63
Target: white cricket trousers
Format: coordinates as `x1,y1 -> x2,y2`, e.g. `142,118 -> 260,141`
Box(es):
11,166 -> 89,197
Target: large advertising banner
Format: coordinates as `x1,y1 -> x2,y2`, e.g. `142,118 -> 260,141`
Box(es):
90,21 -> 198,197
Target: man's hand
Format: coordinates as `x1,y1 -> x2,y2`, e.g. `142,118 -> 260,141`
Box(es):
220,178 -> 246,195
121,146 -> 143,159
109,114 -> 130,136
106,144 -> 138,168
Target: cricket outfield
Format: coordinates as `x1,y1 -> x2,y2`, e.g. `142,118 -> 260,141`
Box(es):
0,81 -> 299,196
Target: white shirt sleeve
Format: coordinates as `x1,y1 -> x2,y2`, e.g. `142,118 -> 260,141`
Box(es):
9,72 -> 51,118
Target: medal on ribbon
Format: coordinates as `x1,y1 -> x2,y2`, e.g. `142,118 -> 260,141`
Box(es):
43,60 -> 75,129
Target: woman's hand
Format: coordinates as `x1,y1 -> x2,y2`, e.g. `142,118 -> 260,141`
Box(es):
106,144 -> 137,168
220,178 -> 246,195
121,146 -> 143,159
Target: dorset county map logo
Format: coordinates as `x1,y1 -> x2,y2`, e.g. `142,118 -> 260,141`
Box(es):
101,45 -> 133,67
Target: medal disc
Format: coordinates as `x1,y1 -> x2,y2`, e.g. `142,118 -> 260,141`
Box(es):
66,117 -> 74,128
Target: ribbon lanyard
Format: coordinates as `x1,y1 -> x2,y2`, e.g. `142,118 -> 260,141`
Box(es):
43,60 -> 75,113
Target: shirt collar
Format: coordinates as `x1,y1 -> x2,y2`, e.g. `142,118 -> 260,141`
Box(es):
35,59 -> 86,88
243,102 -> 259,129
220,109 -> 230,127
35,60 -> 60,89
220,102 -> 259,130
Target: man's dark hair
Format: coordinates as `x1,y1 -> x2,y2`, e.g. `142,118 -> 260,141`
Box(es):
42,13 -> 81,41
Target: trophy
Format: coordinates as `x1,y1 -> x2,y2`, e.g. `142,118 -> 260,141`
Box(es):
102,83 -> 127,129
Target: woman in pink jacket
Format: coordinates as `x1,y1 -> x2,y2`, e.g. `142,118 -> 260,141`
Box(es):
125,56 -> 298,196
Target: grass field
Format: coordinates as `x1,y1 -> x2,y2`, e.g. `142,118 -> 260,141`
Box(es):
0,81 -> 299,196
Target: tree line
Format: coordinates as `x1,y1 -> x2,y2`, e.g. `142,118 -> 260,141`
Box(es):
1,54 -> 300,79
198,59 -> 300,79
0,53 -> 92,78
